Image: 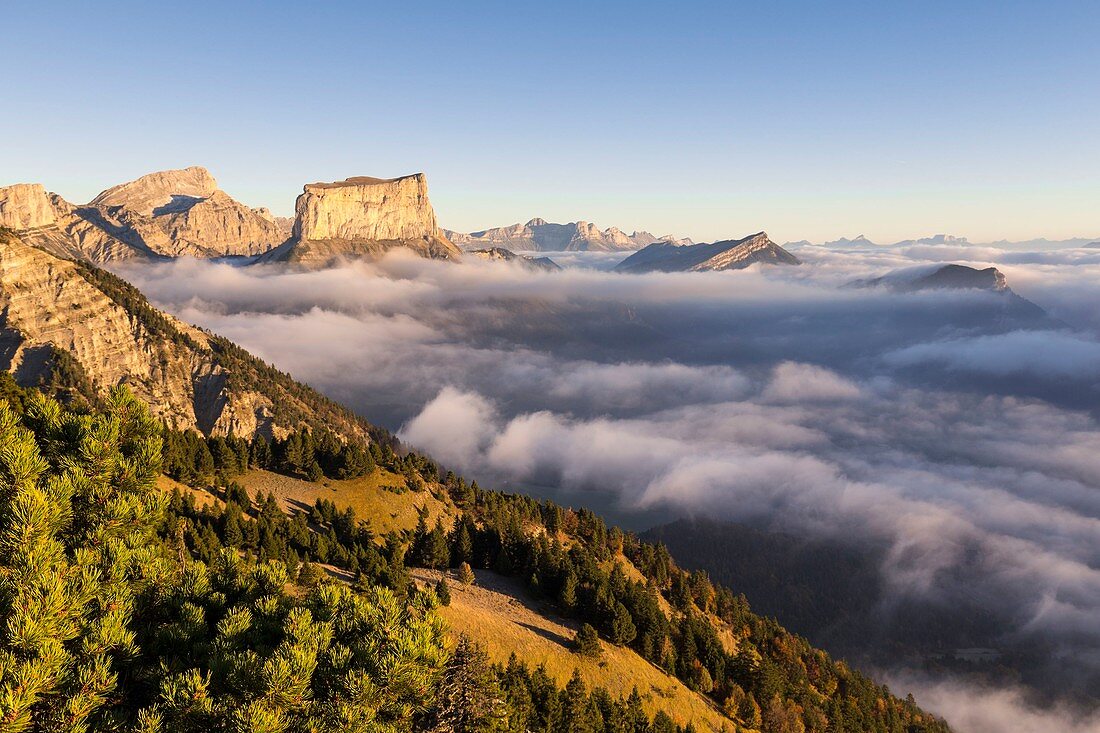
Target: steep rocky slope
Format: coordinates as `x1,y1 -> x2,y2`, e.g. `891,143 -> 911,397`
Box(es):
468,246 -> 561,271
0,182 -> 139,261
446,218 -> 691,252
615,231 -> 800,273
265,174 -> 461,266
87,166 -> 288,257
0,167 -> 288,262
0,228 -> 371,440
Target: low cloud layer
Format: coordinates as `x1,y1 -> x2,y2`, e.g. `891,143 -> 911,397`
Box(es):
117,243 -> 1100,731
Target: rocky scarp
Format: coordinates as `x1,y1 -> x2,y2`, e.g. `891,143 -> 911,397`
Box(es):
0,228 -> 372,440
268,173 -> 461,265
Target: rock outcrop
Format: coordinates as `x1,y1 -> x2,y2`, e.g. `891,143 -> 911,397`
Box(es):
615,232 -> 800,273
468,247 -> 561,271
267,174 -> 461,266
0,228 -> 371,441
0,183 -> 139,262
849,264 -> 1007,292
445,218 -> 691,252
0,167 -> 288,262
0,183 -> 59,230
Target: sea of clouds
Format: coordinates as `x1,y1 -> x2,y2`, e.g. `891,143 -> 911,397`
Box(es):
117,241 -> 1100,733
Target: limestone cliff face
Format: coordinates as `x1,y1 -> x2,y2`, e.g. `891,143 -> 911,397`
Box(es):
0,230 -> 369,441
0,167 -> 287,262
272,174 -> 461,265
0,184 -> 139,262
0,183 -> 59,229
445,218 -> 691,252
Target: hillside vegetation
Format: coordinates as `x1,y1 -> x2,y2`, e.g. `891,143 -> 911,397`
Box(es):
415,568 -> 733,732
108,374 -> 948,733
0,381 -> 722,733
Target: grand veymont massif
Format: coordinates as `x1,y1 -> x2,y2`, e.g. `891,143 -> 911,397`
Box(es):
0,166 -> 948,733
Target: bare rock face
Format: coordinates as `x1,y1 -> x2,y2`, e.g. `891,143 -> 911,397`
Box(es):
272,173 -> 461,265
90,166 -> 219,215
0,184 -> 140,262
615,232 -> 800,273
0,167 -> 287,262
0,228 -> 221,430
444,218 -> 689,252
0,183 -> 59,230
0,228 -> 372,441
86,166 -> 287,258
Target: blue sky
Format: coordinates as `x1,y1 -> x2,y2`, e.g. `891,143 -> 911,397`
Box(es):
4,0 -> 1098,242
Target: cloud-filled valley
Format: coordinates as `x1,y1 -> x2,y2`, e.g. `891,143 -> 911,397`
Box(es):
118,241 -> 1100,731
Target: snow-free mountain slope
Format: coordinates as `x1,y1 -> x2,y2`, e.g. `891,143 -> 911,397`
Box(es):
0,167 -> 288,261
0,228 -> 372,440
615,231 -> 800,273
446,218 -> 690,252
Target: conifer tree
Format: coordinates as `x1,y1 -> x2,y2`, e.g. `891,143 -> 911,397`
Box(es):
457,561 -> 476,586
574,624 -> 602,659
0,388 -> 167,732
435,577 -> 452,606
430,636 -> 502,733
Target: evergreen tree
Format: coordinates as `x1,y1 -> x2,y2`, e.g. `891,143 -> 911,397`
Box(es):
0,388 -> 166,731
430,636 -> 503,733
458,561 -> 476,586
436,577 -> 452,606
608,602 -> 637,646
298,559 -> 323,587
574,624 -> 602,659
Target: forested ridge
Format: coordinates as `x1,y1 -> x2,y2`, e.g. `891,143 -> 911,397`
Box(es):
0,373 -> 950,732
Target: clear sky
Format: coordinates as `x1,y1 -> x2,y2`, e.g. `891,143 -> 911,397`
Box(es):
4,0 -> 1098,243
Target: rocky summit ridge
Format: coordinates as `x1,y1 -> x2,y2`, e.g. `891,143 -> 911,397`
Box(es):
615,231 -> 800,273
0,166 -> 288,262
445,218 -> 691,252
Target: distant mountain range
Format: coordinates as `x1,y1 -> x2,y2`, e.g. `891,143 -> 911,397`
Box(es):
615,231 -> 800,273
444,218 -> 692,252
848,263 -> 1007,292
787,233 -> 1100,249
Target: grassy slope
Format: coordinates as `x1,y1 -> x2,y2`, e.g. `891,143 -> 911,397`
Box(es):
412,568 -> 735,733
165,469 -> 737,731
234,468 -> 453,537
